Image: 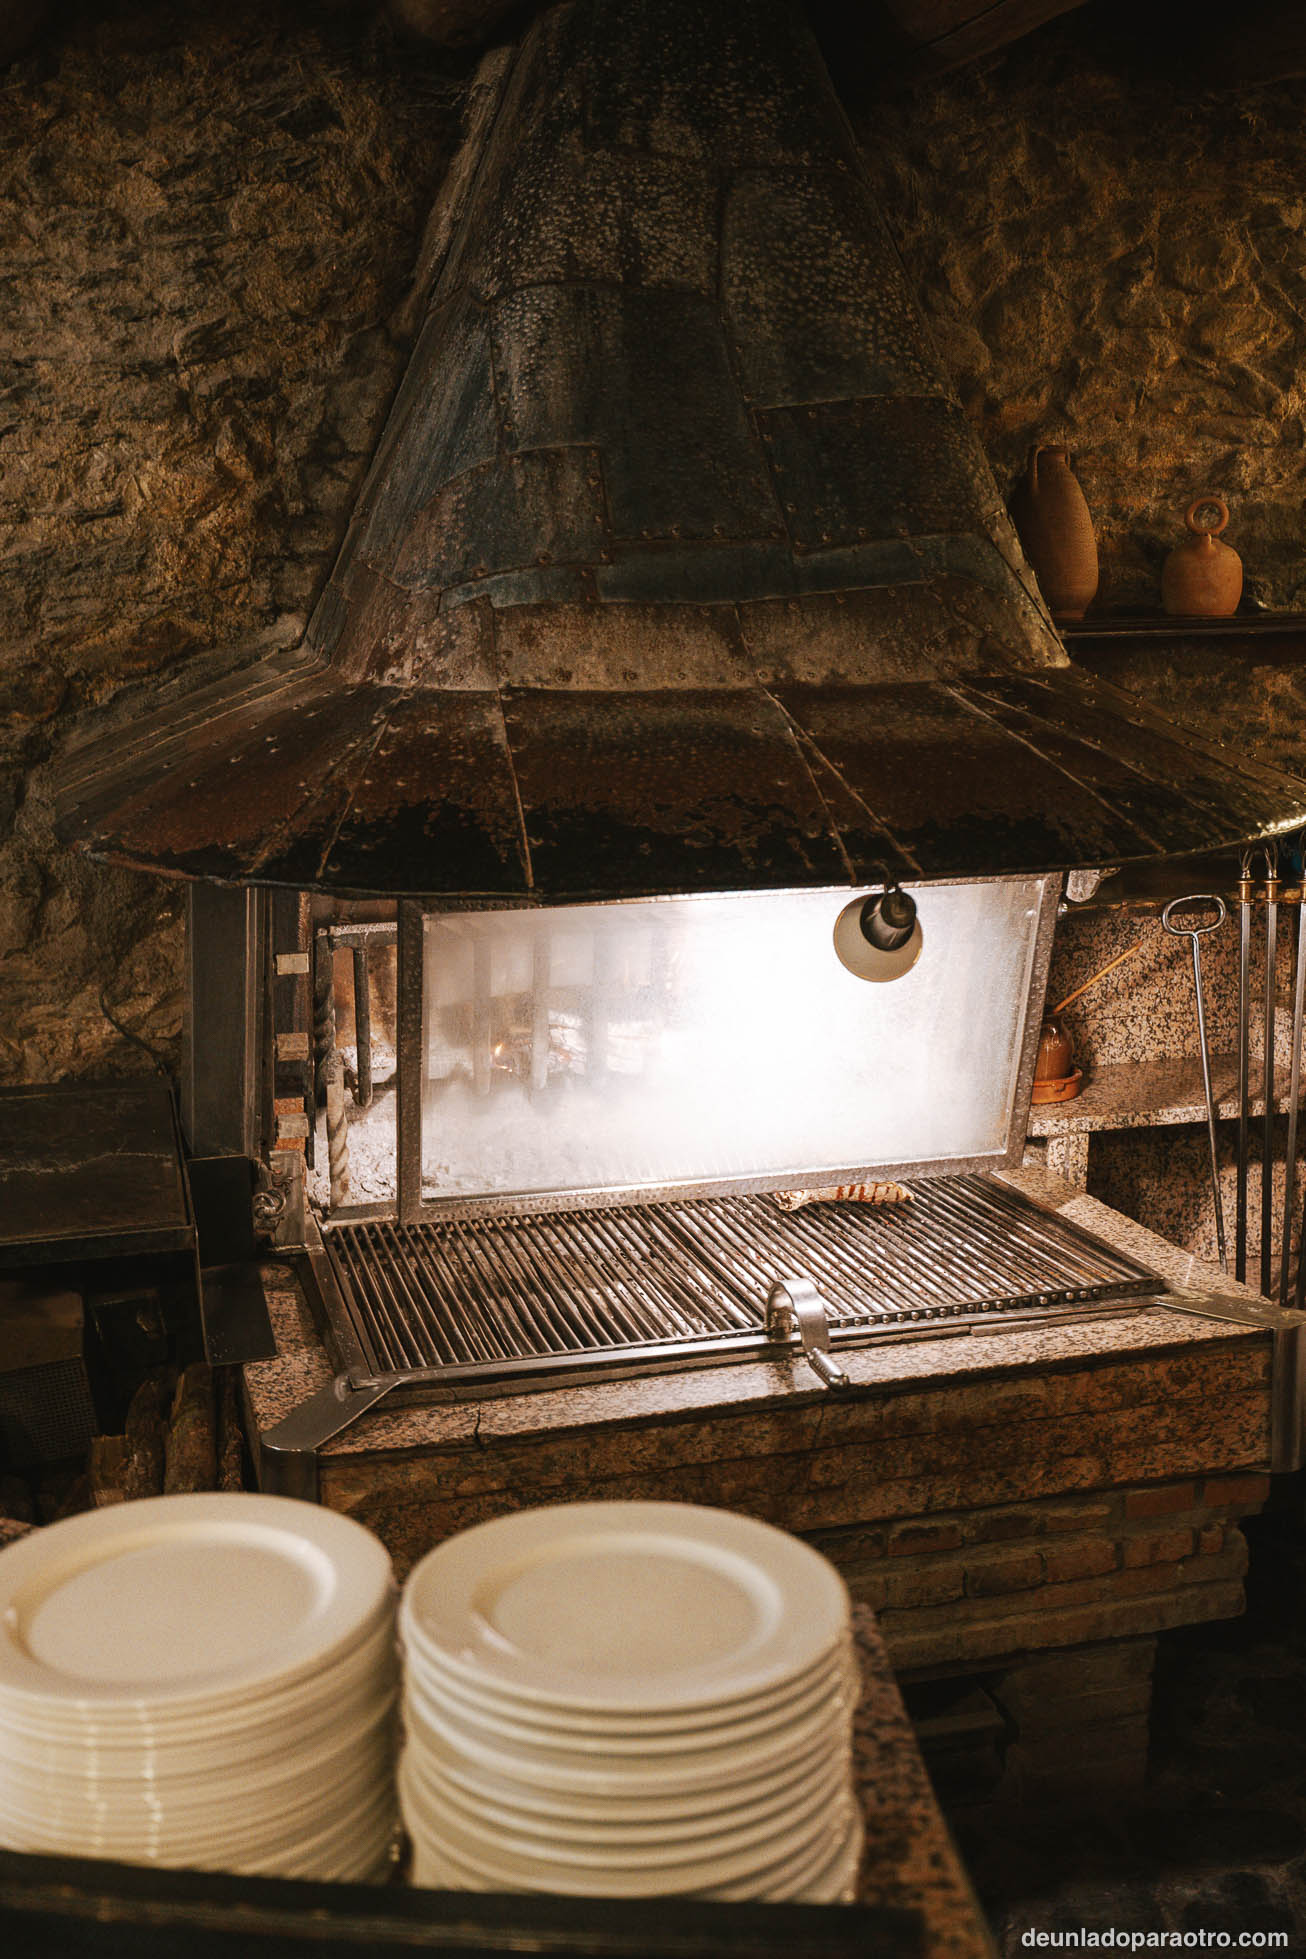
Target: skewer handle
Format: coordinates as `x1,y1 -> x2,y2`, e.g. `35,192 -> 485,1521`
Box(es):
1050,939 -> 1145,1018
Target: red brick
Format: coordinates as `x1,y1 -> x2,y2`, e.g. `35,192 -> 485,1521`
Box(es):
965,1549 -> 1043,1598
1123,1528 -> 1194,1569
884,1566 -> 966,1610
1042,1539 -> 1118,1585
848,1573 -> 890,1613
883,1577 -> 1247,1672
963,1510 -> 1045,1544
1198,1524 -> 1225,1556
1042,1501 -> 1114,1534
1123,1482 -> 1197,1518
887,1521 -> 963,1557
1203,1474 -> 1271,1510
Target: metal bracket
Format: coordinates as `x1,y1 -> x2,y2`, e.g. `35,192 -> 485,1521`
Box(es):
1163,1287 -> 1306,1473
257,1376 -> 398,1503
766,1276 -> 851,1391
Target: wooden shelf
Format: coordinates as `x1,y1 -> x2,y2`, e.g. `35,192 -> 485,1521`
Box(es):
1062,613 -> 1306,643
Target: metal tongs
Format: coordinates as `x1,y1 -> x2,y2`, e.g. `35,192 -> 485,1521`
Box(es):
1162,893 -> 1228,1273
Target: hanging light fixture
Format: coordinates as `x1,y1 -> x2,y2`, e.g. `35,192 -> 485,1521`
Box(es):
833,879 -> 923,983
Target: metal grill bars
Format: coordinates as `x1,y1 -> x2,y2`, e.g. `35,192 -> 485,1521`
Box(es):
319,1176 -> 1158,1390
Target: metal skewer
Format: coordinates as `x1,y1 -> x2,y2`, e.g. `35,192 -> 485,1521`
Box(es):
1280,865 -> 1306,1308
1262,847 -> 1280,1297
1162,894 -> 1228,1275
1236,851 -> 1254,1282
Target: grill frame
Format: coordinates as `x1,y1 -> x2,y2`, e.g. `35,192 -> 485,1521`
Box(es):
313,1175 -> 1163,1396
379,881 -> 1062,1229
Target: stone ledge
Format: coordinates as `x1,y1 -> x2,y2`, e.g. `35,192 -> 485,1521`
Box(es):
884,1578 -> 1247,1673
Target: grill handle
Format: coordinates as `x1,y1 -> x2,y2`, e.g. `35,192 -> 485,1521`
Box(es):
766,1277 -> 851,1391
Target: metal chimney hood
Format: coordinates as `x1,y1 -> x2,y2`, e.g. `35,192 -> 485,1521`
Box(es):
54,0 -> 1306,901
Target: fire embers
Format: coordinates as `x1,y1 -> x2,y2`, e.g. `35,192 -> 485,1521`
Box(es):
772,1182 -> 913,1212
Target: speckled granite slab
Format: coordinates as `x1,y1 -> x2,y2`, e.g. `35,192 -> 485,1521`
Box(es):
853,1602 -> 995,1956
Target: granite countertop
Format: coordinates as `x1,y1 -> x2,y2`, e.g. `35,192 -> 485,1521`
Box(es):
1027,1053 -> 1304,1135
852,1602 -> 995,1956
243,1165 -> 1273,1460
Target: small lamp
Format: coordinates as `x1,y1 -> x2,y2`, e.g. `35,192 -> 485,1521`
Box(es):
833,881 -> 923,983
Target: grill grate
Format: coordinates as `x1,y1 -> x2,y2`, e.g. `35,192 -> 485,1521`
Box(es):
318,1177 -> 1159,1392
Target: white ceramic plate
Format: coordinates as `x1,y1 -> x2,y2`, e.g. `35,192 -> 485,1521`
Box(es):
403,1751 -> 850,1868
0,1712 -> 396,1846
401,1645 -> 857,1754
400,1615 -> 853,1730
792,1813 -> 865,1905
0,1616 -> 397,1763
0,1495 -> 394,1715
402,1715 -> 847,1822
701,1806 -> 861,1903
0,1629 -> 395,1770
0,1761 -> 397,1866
403,1784 -> 853,1897
400,1503 -> 848,1715
404,1682 -> 851,1798
401,1743 -> 847,1850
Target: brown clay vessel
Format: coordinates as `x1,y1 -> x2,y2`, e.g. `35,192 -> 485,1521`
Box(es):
1161,496 -> 1242,617
1035,1015 -> 1074,1082
1009,445 -> 1099,623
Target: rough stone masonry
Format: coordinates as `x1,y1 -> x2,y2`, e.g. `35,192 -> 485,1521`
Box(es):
4,1 -> 1306,1077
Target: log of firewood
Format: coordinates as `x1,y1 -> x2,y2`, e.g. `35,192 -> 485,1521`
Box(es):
90,1434 -> 130,1507
51,1471 -> 91,1521
163,1364 -> 216,1495
0,1473 -> 32,1524
217,1367 -> 244,1493
122,1371 -> 172,1500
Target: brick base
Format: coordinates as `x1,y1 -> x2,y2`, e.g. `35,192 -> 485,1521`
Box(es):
904,1635 -> 1159,1809
807,1473 -> 1268,1673
810,1474 -> 1270,1813
992,1636 -> 1156,1804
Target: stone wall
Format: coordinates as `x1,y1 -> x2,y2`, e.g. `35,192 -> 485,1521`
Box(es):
7,0 -> 1305,1089
854,15 -> 1306,616
0,0 -> 466,1083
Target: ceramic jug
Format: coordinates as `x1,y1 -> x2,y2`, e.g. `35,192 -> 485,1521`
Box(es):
1009,445 -> 1099,623
1161,496 -> 1242,617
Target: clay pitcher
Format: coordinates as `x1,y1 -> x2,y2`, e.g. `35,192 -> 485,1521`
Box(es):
1009,445 -> 1099,623
1161,495 -> 1242,617
1034,1015 -> 1074,1082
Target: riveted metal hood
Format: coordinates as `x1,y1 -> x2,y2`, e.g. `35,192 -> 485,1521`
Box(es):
54,0 -> 1306,901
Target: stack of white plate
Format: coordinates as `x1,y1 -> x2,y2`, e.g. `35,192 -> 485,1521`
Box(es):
0,1492 -> 398,1881
398,1501 -> 862,1902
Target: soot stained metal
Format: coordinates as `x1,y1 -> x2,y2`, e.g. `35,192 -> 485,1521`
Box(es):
54,0 -> 1306,900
